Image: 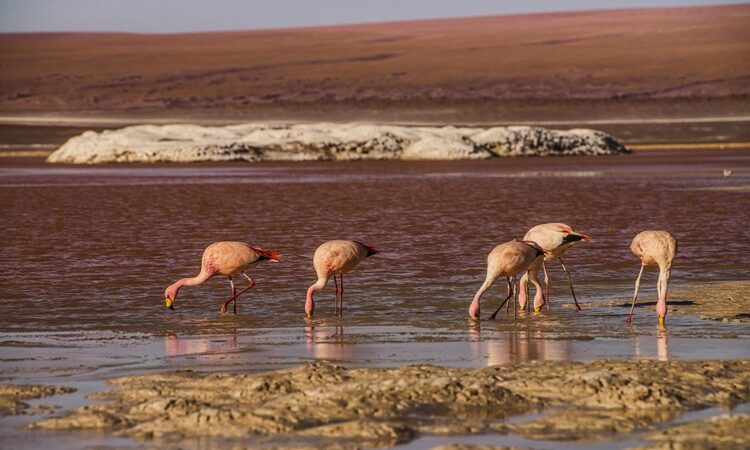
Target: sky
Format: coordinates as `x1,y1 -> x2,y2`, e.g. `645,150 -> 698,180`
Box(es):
0,0 -> 745,33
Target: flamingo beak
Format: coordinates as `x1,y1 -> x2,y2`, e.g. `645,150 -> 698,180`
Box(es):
534,307 -> 541,313
165,297 -> 174,310
658,315 -> 665,326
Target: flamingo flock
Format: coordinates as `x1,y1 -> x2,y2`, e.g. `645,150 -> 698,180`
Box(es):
163,225 -> 677,326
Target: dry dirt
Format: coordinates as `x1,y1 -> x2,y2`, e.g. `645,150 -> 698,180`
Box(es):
1,5 -> 748,123
22,359 -> 750,448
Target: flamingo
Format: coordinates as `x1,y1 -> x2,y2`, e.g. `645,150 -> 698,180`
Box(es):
164,241 -> 281,315
518,223 -> 591,312
305,239 -> 379,318
627,230 -> 677,326
469,240 -> 545,320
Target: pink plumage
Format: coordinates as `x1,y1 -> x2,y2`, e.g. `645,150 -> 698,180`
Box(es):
305,239 -> 378,318
627,230 -> 678,325
469,240 -> 544,320
518,222 -> 591,312
164,241 -> 281,315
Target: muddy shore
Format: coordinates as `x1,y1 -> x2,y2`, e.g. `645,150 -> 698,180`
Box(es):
604,280 -> 750,324
4,359 -> 740,449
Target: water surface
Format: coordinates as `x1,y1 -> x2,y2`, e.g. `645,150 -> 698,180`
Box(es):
1,150 -> 749,335
2,150 -> 750,450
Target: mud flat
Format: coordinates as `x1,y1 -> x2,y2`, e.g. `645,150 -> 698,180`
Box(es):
0,384 -> 75,417
16,359 -> 748,448
607,280 -> 750,324
45,122 -> 628,163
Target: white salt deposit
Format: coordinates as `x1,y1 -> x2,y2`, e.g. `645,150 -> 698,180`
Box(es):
46,123 -> 629,163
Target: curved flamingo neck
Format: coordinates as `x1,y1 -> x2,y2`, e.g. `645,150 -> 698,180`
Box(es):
469,278 -> 493,318
305,276 -> 328,317
170,269 -> 216,297
656,266 -> 671,318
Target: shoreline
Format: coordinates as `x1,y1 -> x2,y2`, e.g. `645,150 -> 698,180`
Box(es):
4,358 -> 749,449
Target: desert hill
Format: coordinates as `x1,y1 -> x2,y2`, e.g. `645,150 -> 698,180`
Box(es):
1,4 -> 748,123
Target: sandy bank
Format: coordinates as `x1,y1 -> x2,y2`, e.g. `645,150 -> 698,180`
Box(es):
0,384 -> 75,417
606,280 -> 750,323
45,122 -> 628,163
26,360 -> 750,448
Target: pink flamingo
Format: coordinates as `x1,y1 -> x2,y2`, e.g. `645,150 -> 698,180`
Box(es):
469,240 -> 545,320
518,223 -> 591,312
305,239 -> 379,318
627,230 -> 677,325
164,241 -> 281,315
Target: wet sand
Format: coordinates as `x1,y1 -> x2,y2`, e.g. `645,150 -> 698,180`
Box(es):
605,280 -> 750,324
0,385 -> 75,418
4,359 -> 748,449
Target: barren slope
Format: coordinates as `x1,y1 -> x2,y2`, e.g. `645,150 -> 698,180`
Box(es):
1,4 -> 749,122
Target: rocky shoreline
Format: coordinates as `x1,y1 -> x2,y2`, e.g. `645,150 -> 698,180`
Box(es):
46,123 -> 629,163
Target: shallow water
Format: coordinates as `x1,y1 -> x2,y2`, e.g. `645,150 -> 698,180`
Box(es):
1,150 -> 749,335
1,150 -> 749,449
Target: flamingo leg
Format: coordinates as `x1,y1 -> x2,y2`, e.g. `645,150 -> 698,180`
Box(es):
525,275 -> 530,312
558,257 -> 582,311
239,272 -> 255,315
230,277 -> 238,314
627,264 -> 645,323
505,278 -> 512,313
542,260 -> 551,310
220,273 -> 255,315
339,274 -> 344,317
221,277 -> 237,315
333,274 -> 340,316
489,277 -> 513,320
513,275 -> 518,321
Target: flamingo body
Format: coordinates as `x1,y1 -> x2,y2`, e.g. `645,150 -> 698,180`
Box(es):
469,240 -> 545,320
519,223 -> 591,311
305,239 -> 378,317
627,230 -> 677,325
164,241 -> 281,314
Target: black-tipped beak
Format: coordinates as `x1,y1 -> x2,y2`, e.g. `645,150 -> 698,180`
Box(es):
168,304 -> 174,310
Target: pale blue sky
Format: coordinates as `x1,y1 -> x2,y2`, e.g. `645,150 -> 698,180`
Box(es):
0,0 -> 745,33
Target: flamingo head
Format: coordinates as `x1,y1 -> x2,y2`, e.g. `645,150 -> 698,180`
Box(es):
164,286 -> 178,310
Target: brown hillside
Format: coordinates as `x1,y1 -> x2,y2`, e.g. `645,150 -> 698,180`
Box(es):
0,4 -> 748,122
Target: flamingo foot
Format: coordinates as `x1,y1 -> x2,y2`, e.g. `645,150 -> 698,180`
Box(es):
626,314 -> 633,324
